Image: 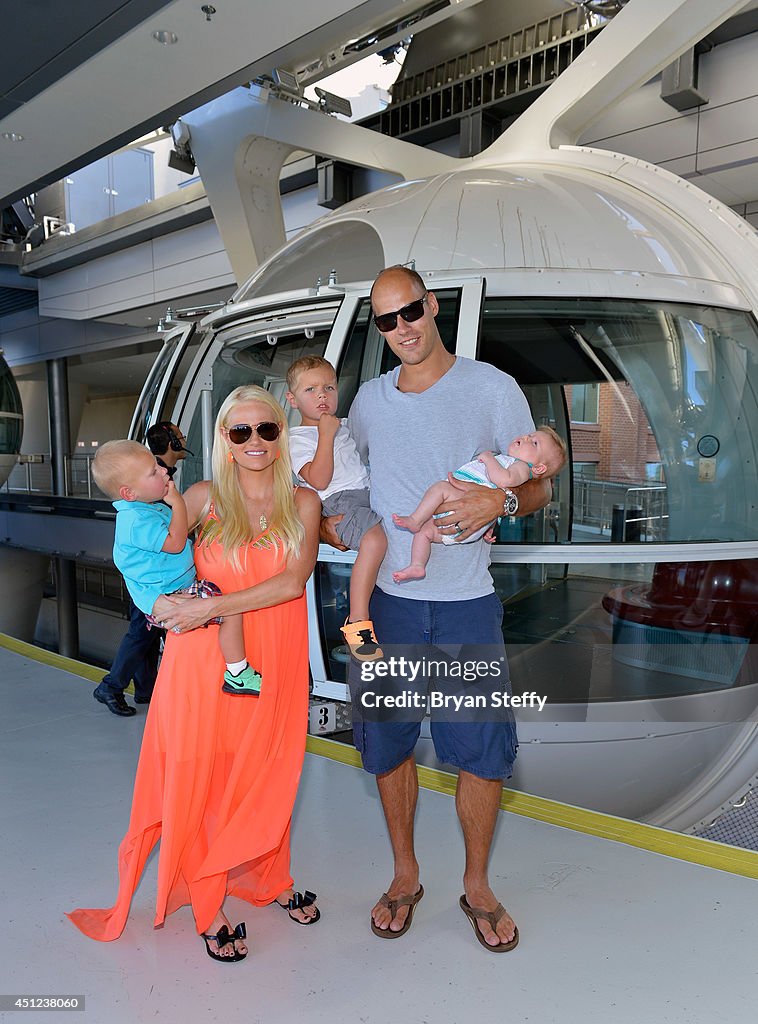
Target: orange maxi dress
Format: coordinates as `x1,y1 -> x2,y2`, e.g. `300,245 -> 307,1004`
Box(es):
67,527 -> 309,940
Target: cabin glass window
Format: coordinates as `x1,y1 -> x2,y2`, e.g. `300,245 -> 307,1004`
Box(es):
478,297 -> 758,545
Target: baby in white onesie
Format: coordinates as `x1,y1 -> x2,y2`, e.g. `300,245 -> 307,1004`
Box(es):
392,426 -> 566,582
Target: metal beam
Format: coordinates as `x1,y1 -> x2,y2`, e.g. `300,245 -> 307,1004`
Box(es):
54,556 -> 80,658
478,0 -> 747,158
47,359 -> 71,497
181,85 -> 454,282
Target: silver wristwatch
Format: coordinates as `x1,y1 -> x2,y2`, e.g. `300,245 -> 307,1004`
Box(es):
502,488 -> 519,518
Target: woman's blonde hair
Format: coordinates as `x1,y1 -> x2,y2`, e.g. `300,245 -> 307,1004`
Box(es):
196,385 -> 304,567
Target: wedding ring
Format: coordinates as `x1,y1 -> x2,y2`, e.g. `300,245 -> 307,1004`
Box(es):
172,626 -> 181,634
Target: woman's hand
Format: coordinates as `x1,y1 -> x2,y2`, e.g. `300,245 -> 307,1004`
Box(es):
152,592 -> 222,634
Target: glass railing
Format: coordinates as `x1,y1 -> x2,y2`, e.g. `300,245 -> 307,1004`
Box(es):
2,454 -> 107,499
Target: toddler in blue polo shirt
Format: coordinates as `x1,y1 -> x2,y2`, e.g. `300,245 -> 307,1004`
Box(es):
92,439 -> 261,696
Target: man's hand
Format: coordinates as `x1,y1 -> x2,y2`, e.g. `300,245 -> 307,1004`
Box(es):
317,413 -> 341,443
434,476 -> 552,541
434,478 -> 504,541
320,513 -> 348,551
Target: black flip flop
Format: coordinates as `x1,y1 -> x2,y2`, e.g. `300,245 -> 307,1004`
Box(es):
274,890 -> 321,925
201,922 -> 247,962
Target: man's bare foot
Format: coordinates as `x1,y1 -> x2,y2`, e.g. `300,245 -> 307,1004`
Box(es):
275,887 -> 319,924
392,513 -> 422,534
204,909 -> 248,958
393,564 -> 426,583
463,883 -> 517,947
371,873 -> 421,933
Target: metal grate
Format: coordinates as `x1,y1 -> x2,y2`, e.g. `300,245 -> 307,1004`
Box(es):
0,286 -> 38,316
691,786 -> 758,852
371,11 -> 603,146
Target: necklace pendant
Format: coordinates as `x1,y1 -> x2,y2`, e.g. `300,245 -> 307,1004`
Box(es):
259,513 -> 268,532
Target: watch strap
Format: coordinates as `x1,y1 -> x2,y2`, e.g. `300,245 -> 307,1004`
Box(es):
502,488 -> 519,517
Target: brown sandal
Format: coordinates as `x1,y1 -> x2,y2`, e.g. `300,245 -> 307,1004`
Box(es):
370,885 -> 424,938
459,895 -> 519,952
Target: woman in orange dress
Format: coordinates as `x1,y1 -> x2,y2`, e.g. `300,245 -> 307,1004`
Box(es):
68,385 -> 322,962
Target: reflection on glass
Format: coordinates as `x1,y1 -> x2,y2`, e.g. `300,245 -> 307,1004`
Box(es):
0,357 -> 22,455
131,330 -> 191,443
182,305 -> 335,488
316,562 -> 353,684
493,560 -> 756,704
479,298 -> 758,543
313,557 -> 757,702
0,416 -> 22,455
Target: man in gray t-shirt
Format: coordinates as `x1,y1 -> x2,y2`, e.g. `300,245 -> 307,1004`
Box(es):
326,266 -> 549,952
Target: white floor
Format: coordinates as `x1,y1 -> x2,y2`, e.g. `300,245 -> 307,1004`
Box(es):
2,645 -> 758,1024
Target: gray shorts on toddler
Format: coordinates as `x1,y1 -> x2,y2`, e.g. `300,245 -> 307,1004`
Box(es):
321,488 -> 382,551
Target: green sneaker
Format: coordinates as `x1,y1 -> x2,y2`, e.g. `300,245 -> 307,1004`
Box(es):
222,664 -> 262,696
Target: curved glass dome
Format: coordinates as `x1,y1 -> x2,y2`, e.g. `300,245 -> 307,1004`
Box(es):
234,220 -> 385,304
0,353 -> 22,486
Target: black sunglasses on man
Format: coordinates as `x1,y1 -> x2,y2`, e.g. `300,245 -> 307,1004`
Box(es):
372,294 -> 428,333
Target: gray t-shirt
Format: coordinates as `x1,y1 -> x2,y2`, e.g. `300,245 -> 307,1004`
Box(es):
348,356 -> 534,601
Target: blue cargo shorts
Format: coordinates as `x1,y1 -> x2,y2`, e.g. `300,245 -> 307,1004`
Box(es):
349,588 -> 518,780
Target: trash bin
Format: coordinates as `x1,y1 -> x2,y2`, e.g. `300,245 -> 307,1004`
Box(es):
611,505 -> 642,542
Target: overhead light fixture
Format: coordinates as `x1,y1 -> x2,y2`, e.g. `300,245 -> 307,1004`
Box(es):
273,67 -> 300,93
315,87 -> 352,118
575,0 -> 630,16
2,132 -> 24,142
377,43 -> 403,64
342,0 -> 448,56
167,119 -> 195,174
168,149 -> 195,174
152,29 -> 179,44
253,76 -> 351,118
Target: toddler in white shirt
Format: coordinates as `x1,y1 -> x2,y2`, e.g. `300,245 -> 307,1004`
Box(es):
287,356 -> 386,661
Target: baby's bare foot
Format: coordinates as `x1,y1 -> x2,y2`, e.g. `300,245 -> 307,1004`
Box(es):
392,513 -> 421,534
393,565 -> 426,583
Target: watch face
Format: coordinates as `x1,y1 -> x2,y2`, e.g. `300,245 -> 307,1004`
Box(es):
503,491 -> 519,516
696,434 -> 720,458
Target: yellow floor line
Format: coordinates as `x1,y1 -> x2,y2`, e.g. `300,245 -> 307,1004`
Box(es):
0,633 -> 128,688
4,633 -> 757,880
306,736 -> 758,881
